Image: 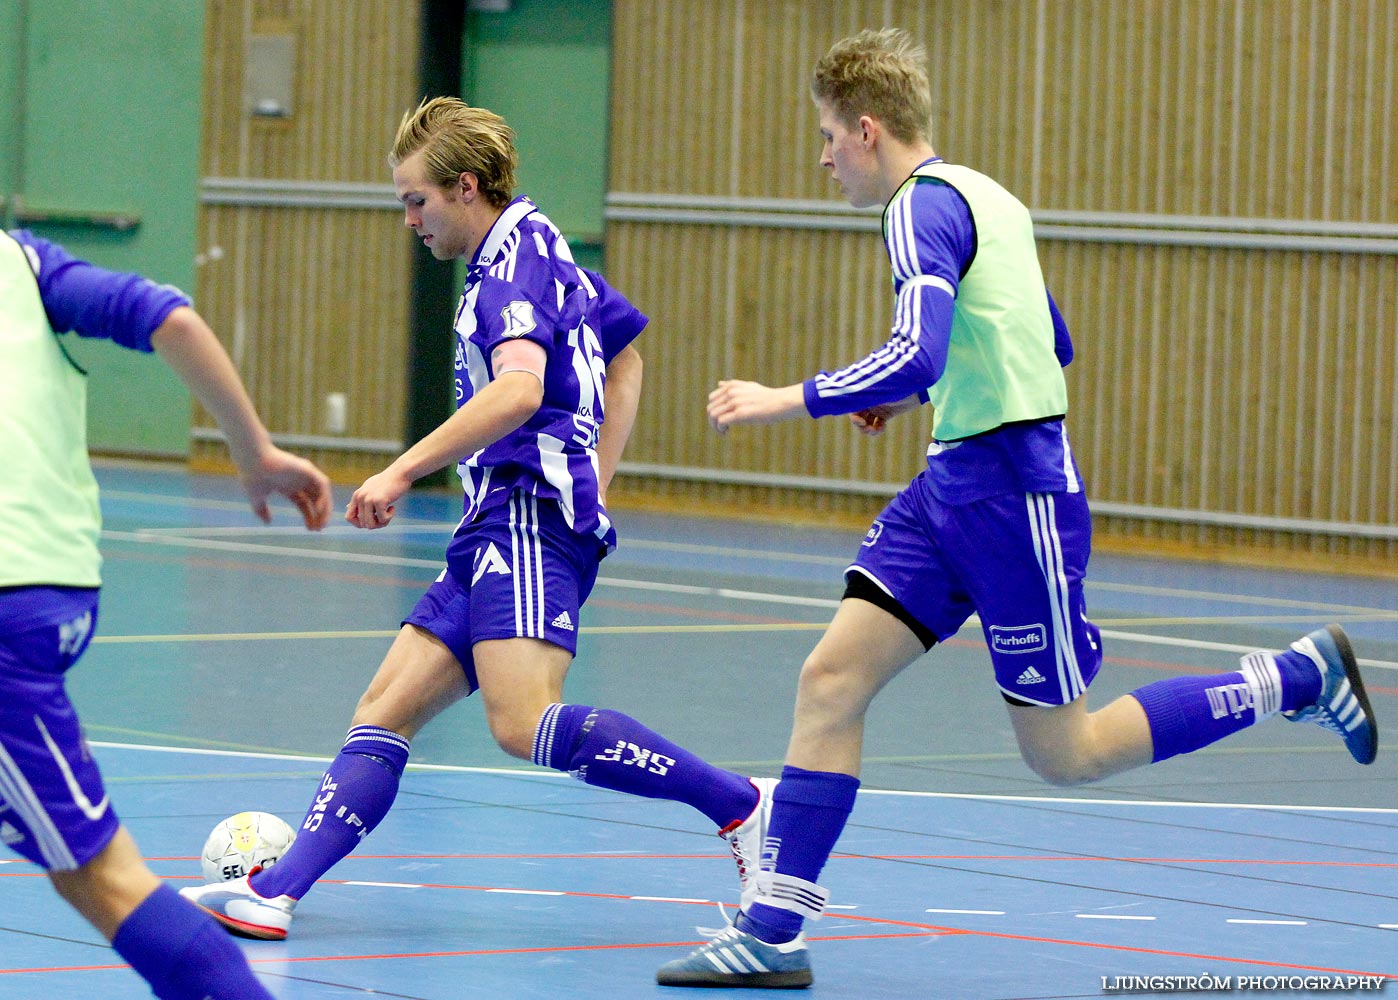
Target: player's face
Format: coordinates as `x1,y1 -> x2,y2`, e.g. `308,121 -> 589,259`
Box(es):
393,150 -> 474,260
817,100 -> 880,208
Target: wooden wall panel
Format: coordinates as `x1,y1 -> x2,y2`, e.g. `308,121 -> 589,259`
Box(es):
608,0 -> 1398,561
201,0 -> 416,182
193,0 -> 420,479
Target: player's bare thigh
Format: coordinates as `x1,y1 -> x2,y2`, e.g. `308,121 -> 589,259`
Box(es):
351,624 -> 471,739
472,636 -> 572,759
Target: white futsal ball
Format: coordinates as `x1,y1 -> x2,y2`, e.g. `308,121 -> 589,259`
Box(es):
200,811 -> 297,883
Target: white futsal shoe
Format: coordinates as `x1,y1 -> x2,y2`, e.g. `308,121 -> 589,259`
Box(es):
180,866 -> 297,940
720,777 -> 777,904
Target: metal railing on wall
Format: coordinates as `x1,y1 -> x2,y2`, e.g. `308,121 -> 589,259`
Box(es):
606,192 -> 1398,255
604,192 -> 1398,542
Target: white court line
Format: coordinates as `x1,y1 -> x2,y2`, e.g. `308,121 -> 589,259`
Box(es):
344,880 -> 423,889
855,786 -> 1398,814
86,742 -> 1398,814
99,529 -> 1398,669
487,888 -> 565,896
1097,627 -> 1398,671
1076,913 -> 1157,921
926,908 -> 1005,916
136,524 -> 453,537
99,482 -> 1392,608
1225,919 -> 1308,926
100,492 -> 1398,617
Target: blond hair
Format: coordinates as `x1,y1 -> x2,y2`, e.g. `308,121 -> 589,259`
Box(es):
811,28 -> 932,146
390,96 -> 518,209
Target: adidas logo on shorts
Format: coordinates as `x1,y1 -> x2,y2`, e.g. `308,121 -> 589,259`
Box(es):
550,610 -> 575,632
1017,666 -> 1047,685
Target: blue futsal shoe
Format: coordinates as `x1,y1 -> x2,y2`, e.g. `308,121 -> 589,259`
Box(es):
657,925 -> 812,989
1283,625 -> 1378,765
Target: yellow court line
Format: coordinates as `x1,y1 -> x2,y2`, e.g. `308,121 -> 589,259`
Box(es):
91,622 -> 832,644
93,629 -> 400,643
90,612 -> 1398,644
1092,612 -> 1398,627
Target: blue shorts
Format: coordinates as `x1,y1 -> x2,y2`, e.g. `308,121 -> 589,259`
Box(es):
0,587 -> 119,870
404,492 -> 602,693
849,473 -> 1102,706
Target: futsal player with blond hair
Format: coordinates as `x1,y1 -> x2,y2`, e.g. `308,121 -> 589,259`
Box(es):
657,28 -> 1378,989
180,97 -> 773,940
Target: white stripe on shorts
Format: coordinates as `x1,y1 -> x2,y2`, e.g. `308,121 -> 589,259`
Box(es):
1026,493 -> 1085,703
0,735 -> 79,870
509,493 -> 547,638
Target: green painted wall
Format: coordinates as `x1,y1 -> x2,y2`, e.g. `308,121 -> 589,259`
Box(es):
464,0 -> 611,273
5,0 -> 204,455
3,0 -> 613,454
0,3 -> 20,221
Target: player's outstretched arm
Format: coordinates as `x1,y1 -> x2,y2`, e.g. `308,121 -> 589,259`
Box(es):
597,345 -> 642,502
150,306 -> 333,530
707,379 -> 807,433
346,368 -> 544,529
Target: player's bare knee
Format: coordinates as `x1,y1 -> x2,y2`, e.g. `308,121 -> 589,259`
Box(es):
796,652 -> 869,720
1022,748 -> 1107,786
482,707 -> 535,760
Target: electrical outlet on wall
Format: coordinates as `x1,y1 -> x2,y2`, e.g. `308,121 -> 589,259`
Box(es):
324,392 -> 347,435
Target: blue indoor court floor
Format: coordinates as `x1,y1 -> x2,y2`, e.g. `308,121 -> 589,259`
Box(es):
1,460 -> 1394,999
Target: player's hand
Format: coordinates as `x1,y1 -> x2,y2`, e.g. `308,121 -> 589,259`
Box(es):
238,448 -> 333,530
707,380 -> 805,432
346,469 -> 411,529
850,409 -> 888,436
849,395 -> 922,436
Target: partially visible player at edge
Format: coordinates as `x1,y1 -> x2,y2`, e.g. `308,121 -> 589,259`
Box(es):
0,227 -> 333,999
657,27 -> 1378,990
181,96 -> 772,941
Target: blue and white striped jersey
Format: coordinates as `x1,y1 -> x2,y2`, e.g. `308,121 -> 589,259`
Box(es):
801,159 -> 1082,504
452,197 -> 644,548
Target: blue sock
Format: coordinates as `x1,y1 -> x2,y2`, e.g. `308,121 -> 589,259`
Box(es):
1133,649 -> 1322,762
737,765 -> 860,945
253,725 -> 410,899
533,704 -> 756,828
111,883 -> 274,1000
1274,646 -> 1324,711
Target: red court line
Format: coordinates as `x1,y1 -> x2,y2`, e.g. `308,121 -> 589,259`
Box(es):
4,882 -> 1392,981
13,849 -> 1398,870
834,912 -> 1396,979
0,962 -> 133,975
337,854 -> 1398,869
0,932 -> 951,976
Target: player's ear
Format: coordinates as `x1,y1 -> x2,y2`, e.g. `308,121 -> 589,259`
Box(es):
858,116 -> 877,148
457,171 -> 478,201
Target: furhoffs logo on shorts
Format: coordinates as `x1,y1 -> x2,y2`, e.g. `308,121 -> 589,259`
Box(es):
988,624 -> 1048,655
